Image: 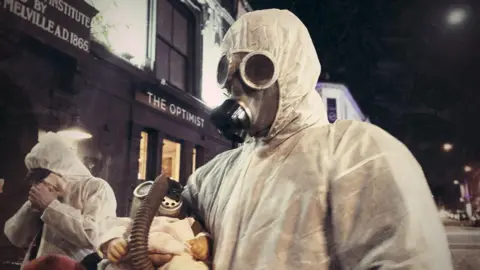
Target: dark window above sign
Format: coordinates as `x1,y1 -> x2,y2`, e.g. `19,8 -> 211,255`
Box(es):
157,0 -> 172,40
173,10 -> 188,55
155,0 -> 192,92
156,39 -> 170,80
170,49 -> 187,91
88,0 -> 150,69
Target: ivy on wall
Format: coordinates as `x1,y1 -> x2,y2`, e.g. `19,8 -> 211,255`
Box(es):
85,0 -> 137,63
86,0 -> 118,51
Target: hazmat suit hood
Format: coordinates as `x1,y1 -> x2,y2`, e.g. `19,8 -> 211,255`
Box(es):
221,9 -> 328,144
25,132 -> 92,180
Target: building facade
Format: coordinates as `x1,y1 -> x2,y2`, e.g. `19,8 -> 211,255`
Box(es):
316,82 -> 369,123
0,0 -> 250,267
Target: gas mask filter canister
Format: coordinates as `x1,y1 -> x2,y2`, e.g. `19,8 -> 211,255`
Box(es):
130,179 -> 184,218
210,99 -> 252,143
211,51 -> 278,142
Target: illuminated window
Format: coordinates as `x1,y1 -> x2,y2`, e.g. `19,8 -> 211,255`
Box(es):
87,0 -> 150,68
155,0 -> 192,91
192,148 -> 197,172
200,11 -> 225,108
162,139 -> 181,181
138,131 -> 149,180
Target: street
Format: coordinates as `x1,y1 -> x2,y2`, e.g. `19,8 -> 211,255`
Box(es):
444,222 -> 480,270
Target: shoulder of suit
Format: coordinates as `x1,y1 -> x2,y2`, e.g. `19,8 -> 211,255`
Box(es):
81,176 -> 113,192
331,119 -> 396,140
330,120 -> 407,155
205,147 -> 242,165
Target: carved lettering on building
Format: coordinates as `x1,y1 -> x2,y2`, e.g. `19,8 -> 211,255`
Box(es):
2,0 -> 96,54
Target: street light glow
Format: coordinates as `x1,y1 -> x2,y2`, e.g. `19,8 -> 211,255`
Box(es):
447,8 -> 467,25
464,165 -> 472,172
442,143 -> 453,152
453,180 -> 459,185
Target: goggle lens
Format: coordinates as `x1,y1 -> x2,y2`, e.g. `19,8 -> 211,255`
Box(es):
216,52 -> 277,90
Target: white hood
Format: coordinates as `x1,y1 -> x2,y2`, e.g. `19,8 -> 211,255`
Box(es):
221,9 -> 328,144
25,132 -> 91,179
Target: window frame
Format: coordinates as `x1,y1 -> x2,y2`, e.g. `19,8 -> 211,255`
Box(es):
137,129 -> 160,181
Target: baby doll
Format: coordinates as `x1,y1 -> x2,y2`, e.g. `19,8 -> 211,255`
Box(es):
97,180 -> 211,270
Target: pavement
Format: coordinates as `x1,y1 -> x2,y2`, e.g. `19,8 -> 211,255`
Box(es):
443,218 -> 464,227
443,219 -> 480,270
446,225 -> 480,249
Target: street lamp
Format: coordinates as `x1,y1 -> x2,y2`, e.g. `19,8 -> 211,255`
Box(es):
447,8 -> 467,26
442,143 -> 453,152
57,115 -> 92,141
453,180 -> 459,185
464,165 -> 472,172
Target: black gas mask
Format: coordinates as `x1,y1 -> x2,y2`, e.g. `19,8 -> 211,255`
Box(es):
210,51 -> 279,143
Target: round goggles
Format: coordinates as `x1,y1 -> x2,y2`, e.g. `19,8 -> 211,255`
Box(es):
216,51 -> 279,91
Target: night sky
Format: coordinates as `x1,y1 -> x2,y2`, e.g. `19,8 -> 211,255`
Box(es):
249,0 -> 479,199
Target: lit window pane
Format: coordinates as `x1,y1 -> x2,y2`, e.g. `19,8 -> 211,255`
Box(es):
138,131 -> 148,180
192,148 -> 196,172
162,139 -> 181,181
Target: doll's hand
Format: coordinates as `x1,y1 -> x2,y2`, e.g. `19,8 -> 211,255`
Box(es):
187,236 -> 210,261
106,238 -> 128,263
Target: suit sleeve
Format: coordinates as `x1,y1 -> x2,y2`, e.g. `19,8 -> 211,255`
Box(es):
328,150 -> 453,269
41,179 -> 117,249
4,201 -> 42,248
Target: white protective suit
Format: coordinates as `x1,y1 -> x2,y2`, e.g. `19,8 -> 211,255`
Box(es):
182,9 -> 453,270
4,132 -> 117,268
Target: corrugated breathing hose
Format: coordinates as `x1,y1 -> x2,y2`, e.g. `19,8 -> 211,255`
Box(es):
129,174 -> 170,270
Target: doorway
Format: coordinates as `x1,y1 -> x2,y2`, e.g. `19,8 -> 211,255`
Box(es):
0,72 -> 39,268
161,139 -> 181,181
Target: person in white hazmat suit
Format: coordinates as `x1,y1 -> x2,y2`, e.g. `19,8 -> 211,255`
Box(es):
179,9 -> 454,270
4,132 -> 117,268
